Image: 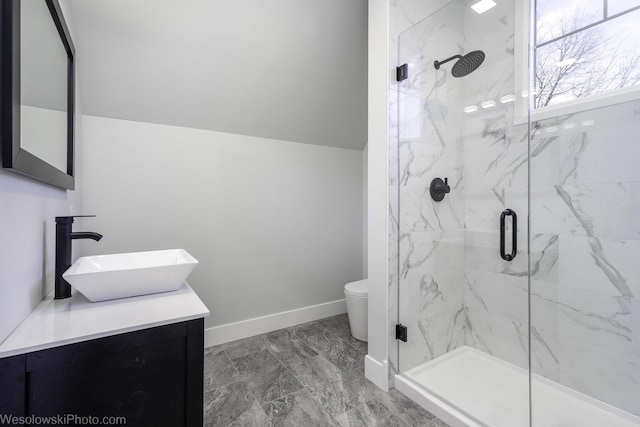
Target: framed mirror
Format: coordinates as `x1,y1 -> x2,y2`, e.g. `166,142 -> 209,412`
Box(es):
1,0 -> 75,190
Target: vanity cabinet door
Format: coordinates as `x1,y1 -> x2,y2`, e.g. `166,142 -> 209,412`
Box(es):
1,319 -> 204,427
0,355 -> 26,416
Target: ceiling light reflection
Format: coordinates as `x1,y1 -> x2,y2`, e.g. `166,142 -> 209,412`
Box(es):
480,100 -> 496,109
500,94 -> 516,103
471,0 -> 497,14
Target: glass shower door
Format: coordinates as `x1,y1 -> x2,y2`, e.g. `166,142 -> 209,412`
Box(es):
396,0 -> 640,426
528,2 -> 640,425
396,1 -> 530,426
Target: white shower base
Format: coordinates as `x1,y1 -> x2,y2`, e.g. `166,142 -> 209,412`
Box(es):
395,346 -> 640,427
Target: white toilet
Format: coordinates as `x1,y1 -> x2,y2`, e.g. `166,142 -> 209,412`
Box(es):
344,279 -> 368,342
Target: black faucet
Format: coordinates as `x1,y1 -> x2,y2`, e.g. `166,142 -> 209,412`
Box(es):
55,216 -> 103,299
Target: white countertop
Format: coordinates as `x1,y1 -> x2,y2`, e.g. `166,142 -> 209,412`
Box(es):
0,282 -> 209,358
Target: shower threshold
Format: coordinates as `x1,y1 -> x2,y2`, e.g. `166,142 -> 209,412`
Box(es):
395,346 -> 640,427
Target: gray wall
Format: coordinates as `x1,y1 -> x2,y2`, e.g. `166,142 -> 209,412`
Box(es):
362,143 -> 368,278
0,0 -> 81,343
81,116 -> 363,328
71,0 -> 368,150
1,0 -> 366,344
71,0 -> 368,331
0,172 -> 81,343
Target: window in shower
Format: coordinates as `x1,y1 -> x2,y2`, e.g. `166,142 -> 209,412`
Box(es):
534,0 -> 640,108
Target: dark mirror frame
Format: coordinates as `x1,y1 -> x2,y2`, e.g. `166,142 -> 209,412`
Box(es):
0,0 -> 75,190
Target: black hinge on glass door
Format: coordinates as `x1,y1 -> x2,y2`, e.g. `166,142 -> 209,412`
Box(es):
397,64 -> 408,82
500,209 -> 517,261
396,324 -> 408,342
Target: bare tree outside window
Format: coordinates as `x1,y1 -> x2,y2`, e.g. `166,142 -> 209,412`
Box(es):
534,7 -> 640,108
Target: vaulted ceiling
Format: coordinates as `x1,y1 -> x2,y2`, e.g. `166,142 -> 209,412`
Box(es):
70,0 -> 367,150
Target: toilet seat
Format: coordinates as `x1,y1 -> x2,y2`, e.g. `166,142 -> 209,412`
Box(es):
344,279 -> 367,297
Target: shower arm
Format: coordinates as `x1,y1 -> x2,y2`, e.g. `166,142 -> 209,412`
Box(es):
434,55 -> 462,70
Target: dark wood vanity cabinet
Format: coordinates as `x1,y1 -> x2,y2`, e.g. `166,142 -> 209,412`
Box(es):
0,319 -> 204,427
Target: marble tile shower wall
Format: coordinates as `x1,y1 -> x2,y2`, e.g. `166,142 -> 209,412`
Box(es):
528,102 -> 640,416
396,1 -> 467,371
389,1 -> 454,382
390,0 -> 640,417
392,0 -> 534,373
457,1 -> 532,371
393,0 -> 531,374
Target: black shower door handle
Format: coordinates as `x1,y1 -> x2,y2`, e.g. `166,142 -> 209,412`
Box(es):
500,209 -> 517,261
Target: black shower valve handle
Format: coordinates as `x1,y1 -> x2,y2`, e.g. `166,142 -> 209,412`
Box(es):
438,177 -> 450,193
430,177 -> 451,202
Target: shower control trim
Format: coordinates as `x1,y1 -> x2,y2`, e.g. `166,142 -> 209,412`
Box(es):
430,177 -> 451,202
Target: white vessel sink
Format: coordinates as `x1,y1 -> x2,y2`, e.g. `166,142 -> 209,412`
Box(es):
63,249 -> 199,302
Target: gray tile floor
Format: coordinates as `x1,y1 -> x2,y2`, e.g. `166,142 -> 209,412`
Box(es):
203,313 -> 448,427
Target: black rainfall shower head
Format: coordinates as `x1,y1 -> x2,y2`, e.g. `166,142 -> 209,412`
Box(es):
434,50 -> 485,78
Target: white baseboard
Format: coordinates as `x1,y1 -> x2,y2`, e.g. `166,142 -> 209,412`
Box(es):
204,299 -> 347,347
365,355 -> 389,391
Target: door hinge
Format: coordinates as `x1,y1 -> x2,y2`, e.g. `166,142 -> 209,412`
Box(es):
396,64 -> 408,82
396,324 -> 407,342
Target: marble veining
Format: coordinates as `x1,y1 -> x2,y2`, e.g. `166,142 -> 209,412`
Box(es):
204,381 -> 262,427
204,348 -> 242,392
203,315 -> 447,426
248,366 -> 303,404
261,329 -> 318,366
554,185 -> 634,297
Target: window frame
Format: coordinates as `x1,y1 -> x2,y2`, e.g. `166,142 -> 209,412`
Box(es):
514,0 -> 640,124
